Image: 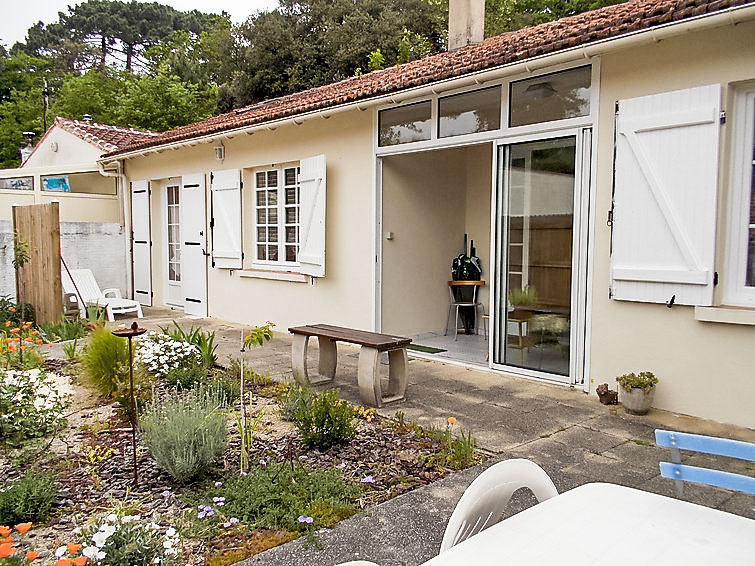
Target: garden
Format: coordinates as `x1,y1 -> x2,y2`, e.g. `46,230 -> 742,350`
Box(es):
0,299 -> 483,566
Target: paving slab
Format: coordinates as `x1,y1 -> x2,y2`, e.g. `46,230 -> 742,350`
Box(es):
126,309 -> 755,565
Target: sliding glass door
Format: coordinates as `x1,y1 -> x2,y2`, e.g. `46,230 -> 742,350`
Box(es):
493,132 -> 589,383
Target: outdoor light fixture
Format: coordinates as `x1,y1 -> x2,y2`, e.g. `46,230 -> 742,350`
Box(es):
525,81 -> 557,99
214,140 -> 225,161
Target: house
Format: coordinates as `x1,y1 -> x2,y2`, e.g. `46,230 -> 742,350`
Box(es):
0,117 -> 157,298
94,0 -> 752,428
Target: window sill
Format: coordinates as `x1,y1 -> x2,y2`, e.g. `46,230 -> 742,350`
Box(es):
694,306 -> 755,326
237,268 -> 309,283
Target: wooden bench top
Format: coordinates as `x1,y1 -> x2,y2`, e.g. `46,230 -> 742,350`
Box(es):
289,324 -> 412,351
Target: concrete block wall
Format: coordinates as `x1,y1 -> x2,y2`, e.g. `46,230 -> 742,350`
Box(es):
0,220 -> 129,301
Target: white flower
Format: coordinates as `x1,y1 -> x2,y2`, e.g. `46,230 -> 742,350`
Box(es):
162,540 -> 173,549
165,527 -> 176,537
105,513 -> 118,523
55,546 -> 67,558
82,546 -> 100,559
153,559 -> 161,564
97,551 -> 106,560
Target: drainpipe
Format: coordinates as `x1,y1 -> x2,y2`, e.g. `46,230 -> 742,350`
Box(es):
98,160 -> 133,299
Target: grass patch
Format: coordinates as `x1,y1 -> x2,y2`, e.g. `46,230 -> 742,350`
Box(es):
632,439 -> 654,446
0,471 -> 57,524
406,344 -> 447,354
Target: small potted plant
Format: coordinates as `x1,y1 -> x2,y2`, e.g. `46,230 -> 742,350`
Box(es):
615,371 -> 658,415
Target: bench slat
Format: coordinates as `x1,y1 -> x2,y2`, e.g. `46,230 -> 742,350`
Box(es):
289,324 -> 411,351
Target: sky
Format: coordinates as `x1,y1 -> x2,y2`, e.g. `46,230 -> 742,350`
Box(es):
0,0 -> 280,49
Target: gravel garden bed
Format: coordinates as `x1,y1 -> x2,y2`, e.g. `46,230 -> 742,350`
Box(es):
1,319 -> 484,566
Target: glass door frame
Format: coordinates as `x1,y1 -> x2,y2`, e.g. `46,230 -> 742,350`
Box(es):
489,127 -> 592,386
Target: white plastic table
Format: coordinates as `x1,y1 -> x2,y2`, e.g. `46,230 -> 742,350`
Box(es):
421,483 -> 755,565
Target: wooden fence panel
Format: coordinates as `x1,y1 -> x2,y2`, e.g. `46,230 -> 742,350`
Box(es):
12,202 -> 62,324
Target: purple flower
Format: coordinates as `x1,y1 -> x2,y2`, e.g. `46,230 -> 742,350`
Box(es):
161,490 -> 171,497
229,517 -> 239,524
240,471 -> 248,476
198,511 -> 206,519
216,502 -> 225,507
206,509 -> 215,517
259,459 -> 266,466
214,481 -> 223,487
297,516 -> 314,524
361,475 -> 375,483
223,522 -> 231,528
212,496 -> 226,503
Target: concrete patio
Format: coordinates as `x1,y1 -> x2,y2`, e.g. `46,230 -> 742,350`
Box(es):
128,308 -> 755,566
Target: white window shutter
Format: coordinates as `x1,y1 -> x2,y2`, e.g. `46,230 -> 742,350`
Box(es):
210,169 -> 242,269
610,84 -> 721,306
181,173 -> 208,317
298,155 -> 326,277
131,180 -> 152,306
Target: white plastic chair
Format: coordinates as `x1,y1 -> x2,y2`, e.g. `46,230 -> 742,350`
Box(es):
440,458 -> 558,553
62,268 -> 143,322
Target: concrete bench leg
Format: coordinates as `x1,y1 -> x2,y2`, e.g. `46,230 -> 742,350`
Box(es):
357,346 -> 407,408
292,334 -> 336,386
357,346 -> 382,407
384,348 -> 407,403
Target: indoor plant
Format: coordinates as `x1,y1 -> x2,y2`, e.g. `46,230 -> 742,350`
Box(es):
615,371 -> 658,415
507,285 -> 538,321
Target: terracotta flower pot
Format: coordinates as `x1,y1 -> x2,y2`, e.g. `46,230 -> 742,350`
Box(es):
620,385 -> 655,415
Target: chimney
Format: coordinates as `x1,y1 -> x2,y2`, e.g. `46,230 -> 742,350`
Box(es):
19,131 -> 34,166
448,0 -> 485,51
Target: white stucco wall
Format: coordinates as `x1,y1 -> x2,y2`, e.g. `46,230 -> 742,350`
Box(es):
589,20 -> 755,428
125,109 -> 375,331
22,128 -> 102,169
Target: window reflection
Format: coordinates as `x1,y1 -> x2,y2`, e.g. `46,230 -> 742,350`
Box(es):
510,67 -> 591,127
439,86 -> 501,138
378,102 -> 432,146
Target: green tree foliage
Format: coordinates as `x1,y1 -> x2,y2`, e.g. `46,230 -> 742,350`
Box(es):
485,0 -> 624,36
50,69 -> 125,124
0,53 -> 50,167
115,68 -> 216,131
228,0 -> 445,107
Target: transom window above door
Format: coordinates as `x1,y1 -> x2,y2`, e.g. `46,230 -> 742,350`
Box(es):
254,166 -> 300,264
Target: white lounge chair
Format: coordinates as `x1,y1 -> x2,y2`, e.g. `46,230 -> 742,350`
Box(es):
62,268 -> 143,322
440,458 -> 558,553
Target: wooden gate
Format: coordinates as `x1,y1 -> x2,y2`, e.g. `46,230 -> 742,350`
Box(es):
12,202 -> 62,324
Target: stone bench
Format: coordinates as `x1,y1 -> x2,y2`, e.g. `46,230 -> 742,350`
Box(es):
288,324 -> 411,408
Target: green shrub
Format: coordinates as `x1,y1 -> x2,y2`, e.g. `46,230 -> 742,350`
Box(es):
198,462 -> 361,532
0,471 -> 57,524
0,369 -> 69,445
38,316 -> 87,342
200,374 -> 240,405
140,389 -> 228,482
160,321 -> 218,368
293,388 -> 356,450
62,338 -> 80,361
0,296 -> 36,326
82,325 -> 129,397
226,357 -> 274,386
166,365 -> 209,389
616,371 -> 658,393
281,384 -> 315,421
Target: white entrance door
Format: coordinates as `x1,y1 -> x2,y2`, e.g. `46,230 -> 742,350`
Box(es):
164,181 -> 183,307
131,180 -> 152,306
180,174 -> 208,317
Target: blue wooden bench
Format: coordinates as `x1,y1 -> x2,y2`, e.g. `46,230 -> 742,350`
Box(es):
655,429 -> 755,497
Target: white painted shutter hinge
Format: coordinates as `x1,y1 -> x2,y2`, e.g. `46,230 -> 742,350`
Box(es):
713,271 -> 719,286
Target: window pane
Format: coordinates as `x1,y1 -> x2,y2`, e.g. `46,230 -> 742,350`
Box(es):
509,66 -> 591,127
267,209 -> 277,224
257,245 -> 266,260
257,209 -> 266,224
268,246 -> 278,261
286,226 -> 297,243
256,172 -> 266,187
286,245 -> 297,262
269,227 -> 278,242
267,189 -> 277,205
257,227 -> 266,241
256,191 -> 265,206
0,177 -> 33,190
285,168 -> 297,186
286,188 -> 297,205
42,172 -> 116,194
747,229 -> 755,287
439,86 -> 501,138
286,207 -> 297,224
267,170 -> 278,186
378,101 -> 432,146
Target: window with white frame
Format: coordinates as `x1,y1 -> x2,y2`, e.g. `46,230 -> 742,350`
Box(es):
254,165 -> 300,265
724,87 -> 755,307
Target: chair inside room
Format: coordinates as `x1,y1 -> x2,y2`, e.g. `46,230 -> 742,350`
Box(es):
445,280 -> 486,340
440,458 -> 558,553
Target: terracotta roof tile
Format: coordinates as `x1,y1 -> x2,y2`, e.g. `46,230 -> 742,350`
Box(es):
55,117 -> 157,152
105,0 -> 752,157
